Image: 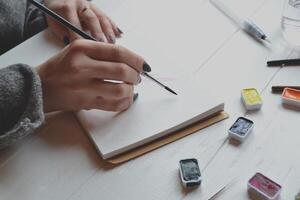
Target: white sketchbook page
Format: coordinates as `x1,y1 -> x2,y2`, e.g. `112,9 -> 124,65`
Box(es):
78,80 -> 223,158
77,1 -> 225,158
77,29 -> 223,158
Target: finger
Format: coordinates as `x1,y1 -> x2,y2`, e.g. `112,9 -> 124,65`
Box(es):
108,17 -> 123,38
64,10 -> 83,41
84,60 -> 141,84
47,18 -> 70,45
92,96 -> 133,112
81,41 -> 150,72
85,80 -> 134,99
90,4 -> 116,43
79,7 -> 106,42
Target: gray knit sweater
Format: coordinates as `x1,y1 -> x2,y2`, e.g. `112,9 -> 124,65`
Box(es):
0,0 -> 46,149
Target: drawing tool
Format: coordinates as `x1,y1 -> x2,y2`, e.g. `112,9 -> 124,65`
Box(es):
271,86 -> 300,93
141,72 -> 177,95
210,0 -> 271,43
28,0 -> 177,95
28,0 -> 96,41
267,58 -> 300,67
208,178 -> 237,200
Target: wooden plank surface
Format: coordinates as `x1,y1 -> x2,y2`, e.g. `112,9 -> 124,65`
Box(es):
1,0 -> 299,199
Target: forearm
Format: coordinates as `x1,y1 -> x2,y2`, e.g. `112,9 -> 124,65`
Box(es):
0,64 -> 44,149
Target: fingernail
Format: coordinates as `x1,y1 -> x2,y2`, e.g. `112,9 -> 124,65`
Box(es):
137,75 -> 142,84
133,93 -> 139,102
143,62 -> 152,72
63,36 -> 70,45
117,27 -> 123,34
98,37 -> 105,42
108,35 -> 116,43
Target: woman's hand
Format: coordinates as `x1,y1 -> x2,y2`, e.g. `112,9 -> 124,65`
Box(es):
44,0 -> 122,44
36,40 -> 151,113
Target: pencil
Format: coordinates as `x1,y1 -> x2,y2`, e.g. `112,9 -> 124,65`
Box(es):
28,0 -> 178,95
267,58 -> 300,67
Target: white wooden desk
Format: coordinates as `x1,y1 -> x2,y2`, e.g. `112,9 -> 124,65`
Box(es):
1,0 -> 300,199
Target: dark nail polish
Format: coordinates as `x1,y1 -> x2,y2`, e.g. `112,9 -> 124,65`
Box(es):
143,62 -> 152,72
117,27 -> 123,34
108,35 -> 115,43
63,36 -> 70,45
138,75 -> 142,84
98,37 -> 105,42
133,93 -> 139,102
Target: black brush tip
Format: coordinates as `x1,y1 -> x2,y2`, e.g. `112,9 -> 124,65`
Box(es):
165,86 -> 178,95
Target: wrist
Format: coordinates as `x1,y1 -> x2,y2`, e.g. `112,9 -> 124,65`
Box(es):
35,63 -> 51,113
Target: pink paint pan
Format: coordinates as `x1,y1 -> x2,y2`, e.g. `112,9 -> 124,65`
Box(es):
247,173 -> 281,200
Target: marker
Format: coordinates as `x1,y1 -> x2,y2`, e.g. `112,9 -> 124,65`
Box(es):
210,0 -> 271,43
28,0 -> 178,95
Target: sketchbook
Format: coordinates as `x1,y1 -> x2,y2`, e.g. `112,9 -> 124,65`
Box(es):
76,22 -> 225,159
77,76 -> 224,159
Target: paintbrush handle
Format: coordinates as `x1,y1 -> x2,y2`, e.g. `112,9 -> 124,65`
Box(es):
272,86 -> 300,93
28,0 -> 97,41
29,0 -> 178,95
267,58 -> 300,67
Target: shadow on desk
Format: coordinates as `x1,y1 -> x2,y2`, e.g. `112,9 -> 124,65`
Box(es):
38,111 -> 116,170
0,111 -> 115,177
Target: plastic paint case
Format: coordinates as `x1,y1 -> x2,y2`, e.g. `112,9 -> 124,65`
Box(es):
228,117 -> 254,142
248,173 -> 282,200
241,88 -> 263,110
282,88 -> 300,108
179,158 -> 202,188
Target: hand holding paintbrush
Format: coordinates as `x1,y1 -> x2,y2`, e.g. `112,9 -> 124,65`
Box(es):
29,0 -> 177,95
42,0 -> 122,44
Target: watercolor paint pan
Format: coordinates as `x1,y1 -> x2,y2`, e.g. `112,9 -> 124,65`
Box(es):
247,173 -> 282,200
282,88 -> 300,108
241,88 -> 263,110
179,158 -> 202,188
228,117 -> 254,142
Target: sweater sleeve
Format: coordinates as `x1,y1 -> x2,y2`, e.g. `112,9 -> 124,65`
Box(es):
24,0 -> 47,40
0,64 -> 44,149
0,0 -> 47,55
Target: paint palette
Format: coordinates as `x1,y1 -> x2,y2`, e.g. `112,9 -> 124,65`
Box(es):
179,159 -> 202,188
228,117 -> 254,142
282,88 -> 300,108
248,173 -> 282,200
241,88 -> 263,110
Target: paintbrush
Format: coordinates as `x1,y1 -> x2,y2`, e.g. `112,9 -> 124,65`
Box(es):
28,0 -> 177,95
272,86 -> 300,93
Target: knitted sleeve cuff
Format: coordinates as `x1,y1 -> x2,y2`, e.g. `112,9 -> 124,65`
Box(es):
0,64 -> 44,149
